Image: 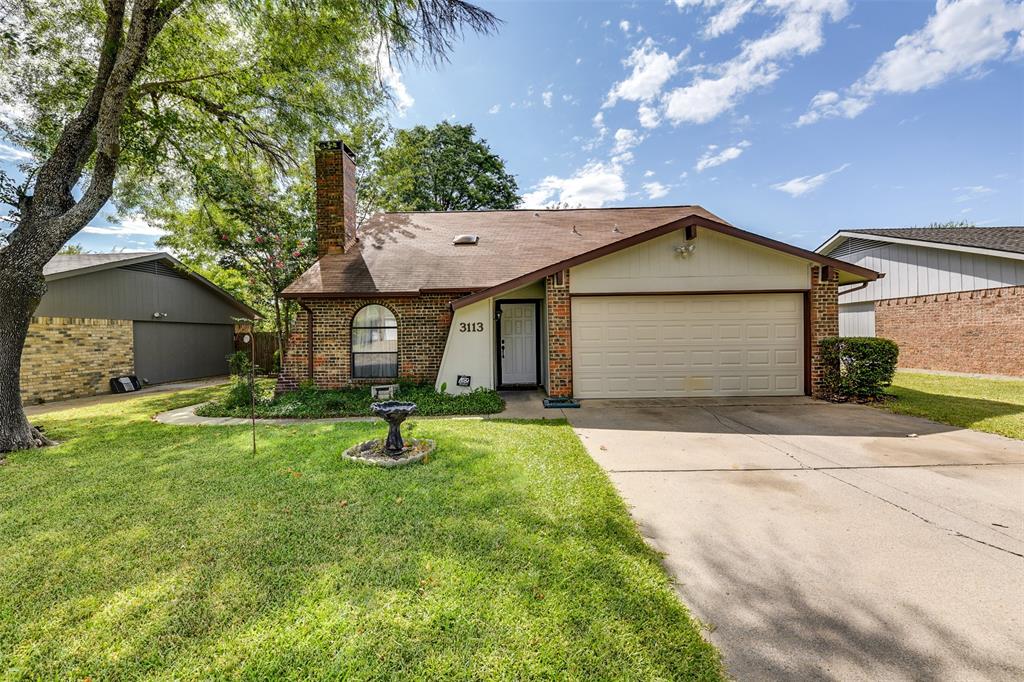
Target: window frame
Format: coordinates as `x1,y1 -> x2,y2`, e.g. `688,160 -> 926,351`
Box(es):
350,304 -> 399,380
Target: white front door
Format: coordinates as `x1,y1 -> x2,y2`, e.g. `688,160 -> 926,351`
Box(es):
500,303 -> 538,385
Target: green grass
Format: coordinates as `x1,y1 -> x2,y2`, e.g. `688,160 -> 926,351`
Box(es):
0,388 -> 722,679
879,371 -> 1024,440
197,381 -> 505,419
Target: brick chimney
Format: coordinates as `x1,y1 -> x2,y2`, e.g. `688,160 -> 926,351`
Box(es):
314,140 -> 357,257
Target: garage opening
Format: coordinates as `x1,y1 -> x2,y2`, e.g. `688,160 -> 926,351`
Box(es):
571,293 -> 804,398
133,321 -> 233,384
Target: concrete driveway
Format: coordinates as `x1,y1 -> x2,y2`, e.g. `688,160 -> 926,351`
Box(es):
566,397 -> 1024,681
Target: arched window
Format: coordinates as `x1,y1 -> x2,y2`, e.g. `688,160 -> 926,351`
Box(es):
352,305 -> 398,378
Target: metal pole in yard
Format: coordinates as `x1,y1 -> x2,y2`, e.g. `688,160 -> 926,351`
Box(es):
243,328 -> 256,456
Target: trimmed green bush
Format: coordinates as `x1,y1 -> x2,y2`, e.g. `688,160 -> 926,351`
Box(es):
227,350 -> 252,376
820,336 -> 899,401
198,381 -> 505,418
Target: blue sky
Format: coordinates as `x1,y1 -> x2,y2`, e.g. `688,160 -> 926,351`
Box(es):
3,0 -> 1023,252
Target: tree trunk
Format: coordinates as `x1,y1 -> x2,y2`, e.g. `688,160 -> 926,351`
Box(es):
0,264 -> 47,454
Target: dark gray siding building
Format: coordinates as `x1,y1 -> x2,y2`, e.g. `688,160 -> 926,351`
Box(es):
22,253 -> 257,403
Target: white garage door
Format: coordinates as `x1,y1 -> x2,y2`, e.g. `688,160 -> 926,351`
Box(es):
571,293 -> 804,398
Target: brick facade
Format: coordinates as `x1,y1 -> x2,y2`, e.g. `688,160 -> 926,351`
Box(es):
809,266 -> 840,398
545,270 -> 573,398
278,296 -> 453,391
21,317 -> 134,404
874,285 -> 1024,377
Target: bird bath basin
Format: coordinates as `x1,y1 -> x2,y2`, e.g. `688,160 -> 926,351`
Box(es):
341,400 -> 435,468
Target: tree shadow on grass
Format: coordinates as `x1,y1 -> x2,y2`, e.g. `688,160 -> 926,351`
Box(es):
886,386 -> 1024,437
0,414 -> 723,679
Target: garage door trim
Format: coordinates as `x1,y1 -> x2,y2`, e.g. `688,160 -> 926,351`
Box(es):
569,290 -> 810,398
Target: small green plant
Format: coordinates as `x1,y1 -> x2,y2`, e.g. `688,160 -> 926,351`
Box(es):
271,349 -> 282,374
222,376 -> 255,410
820,337 -> 899,401
227,350 -> 252,376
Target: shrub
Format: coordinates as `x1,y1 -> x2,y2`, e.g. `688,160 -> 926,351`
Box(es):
820,337 -> 899,401
227,350 -> 252,376
222,376 -> 255,409
272,349 -> 282,373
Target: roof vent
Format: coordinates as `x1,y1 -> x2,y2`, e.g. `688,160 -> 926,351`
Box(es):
452,234 -> 479,245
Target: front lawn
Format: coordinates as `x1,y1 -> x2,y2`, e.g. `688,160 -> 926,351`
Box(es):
197,381 -> 505,419
0,389 -> 722,679
879,371 -> 1024,440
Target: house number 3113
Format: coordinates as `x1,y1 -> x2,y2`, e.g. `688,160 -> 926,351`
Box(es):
459,322 -> 484,333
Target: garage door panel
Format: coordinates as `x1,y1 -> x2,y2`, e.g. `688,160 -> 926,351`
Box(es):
134,322 -> 232,384
571,293 -> 804,398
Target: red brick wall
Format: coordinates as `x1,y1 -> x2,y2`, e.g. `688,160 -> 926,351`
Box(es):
546,270 -> 573,397
875,286 -> 1024,377
809,266 -> 839,398
278,295 -> 453,391
314,142 -> 357,257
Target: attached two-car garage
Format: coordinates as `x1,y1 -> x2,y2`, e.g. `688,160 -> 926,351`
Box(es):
571,293 -> 804,398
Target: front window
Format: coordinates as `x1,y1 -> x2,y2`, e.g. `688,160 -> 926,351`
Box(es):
352,305 -> 398,378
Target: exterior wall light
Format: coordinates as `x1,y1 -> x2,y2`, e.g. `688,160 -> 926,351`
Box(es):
675,243 -> 696,258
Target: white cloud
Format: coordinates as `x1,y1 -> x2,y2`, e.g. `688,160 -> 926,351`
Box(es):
705,0 -> 757,38
488,104 -> 501,114
542,91 -> 553,108
612,128 -> 643,155
83,215 -> 167,237
576,57 -> 583,65
695,140 -> 751,172
772,163 -> 851,197
644,169 -> 656,177
643,181 -> 671,199
953,184 -> 994,202
521,160 -> 628,208
619,19 -> 631,33
604,39 -> 688,108
0,142 -> 32,162
664,0 -> 850,125
797,0 -> 1024,125
637,104 -> 662,128
602,19 -> 611,28
372,44 -> 415,115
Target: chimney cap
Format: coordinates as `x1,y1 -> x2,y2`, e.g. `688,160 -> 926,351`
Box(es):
316,140 -> 356,158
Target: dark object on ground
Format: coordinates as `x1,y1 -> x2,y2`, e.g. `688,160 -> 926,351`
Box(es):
820,337 -> 899,401
544,397 -> 580,409
370,401 -> 418,454
109,376 -> 143,393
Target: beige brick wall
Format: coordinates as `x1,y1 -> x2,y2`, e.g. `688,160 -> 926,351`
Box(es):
21,317 -> 134,404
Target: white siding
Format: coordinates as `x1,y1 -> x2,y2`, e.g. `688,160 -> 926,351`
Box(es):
839,302 -> 875,337
838,242 -> 1024,303
570,227 -> 811,294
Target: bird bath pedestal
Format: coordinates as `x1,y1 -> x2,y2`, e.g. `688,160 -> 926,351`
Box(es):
341,400 -> 435,467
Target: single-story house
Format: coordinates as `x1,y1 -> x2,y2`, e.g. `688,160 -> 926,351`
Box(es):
279,141 -> 880,399
817,227 -> 1024,377
22,252 -> 258,404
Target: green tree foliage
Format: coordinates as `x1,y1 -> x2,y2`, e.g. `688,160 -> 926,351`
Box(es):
0,0 -> 497,452
366,121 -> 520,212
157,166 -> 316,354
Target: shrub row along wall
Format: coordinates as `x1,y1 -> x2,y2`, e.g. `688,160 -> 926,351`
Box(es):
278,295 -> 453,391
21,317 -> 135,404
875,285 -> 1024,377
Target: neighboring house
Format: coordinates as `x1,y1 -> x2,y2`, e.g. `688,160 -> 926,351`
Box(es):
279,142 -> 879,399
817,227 -> 1024,377
22,252 -> 258,404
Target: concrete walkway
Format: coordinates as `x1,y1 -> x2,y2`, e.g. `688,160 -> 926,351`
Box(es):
565,397 -> 1024,681
25,377 -> 230,416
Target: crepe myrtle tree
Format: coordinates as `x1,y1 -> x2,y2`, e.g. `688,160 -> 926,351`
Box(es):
0,0 -> 497,453
158,166 -> 317,358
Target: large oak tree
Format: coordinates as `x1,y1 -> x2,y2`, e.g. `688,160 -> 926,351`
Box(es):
0,0 -> 496,453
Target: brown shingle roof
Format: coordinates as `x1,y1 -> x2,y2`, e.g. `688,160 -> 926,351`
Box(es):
283,205 -> 879,298
842,226 -> 1024,255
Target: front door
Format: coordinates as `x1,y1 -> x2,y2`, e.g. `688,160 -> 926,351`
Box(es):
498,302 -> 539,386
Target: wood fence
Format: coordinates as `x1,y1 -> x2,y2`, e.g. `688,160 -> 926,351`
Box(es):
234,331 -> 280,374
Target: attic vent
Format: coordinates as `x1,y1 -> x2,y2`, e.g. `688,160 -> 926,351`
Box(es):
119,260 -> 187,279
452,234 -> 479,245
830,237 -> 881,258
